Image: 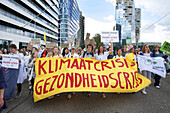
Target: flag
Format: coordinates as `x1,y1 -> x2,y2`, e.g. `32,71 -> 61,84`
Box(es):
44,30 -> 46,43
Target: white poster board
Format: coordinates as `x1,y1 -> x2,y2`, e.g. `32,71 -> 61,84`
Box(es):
101,31 -> 119,42
1,54 -> 19,69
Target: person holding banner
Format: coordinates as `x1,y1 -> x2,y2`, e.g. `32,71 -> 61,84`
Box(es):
51,46 -> 62,97
3,44 -> 21,101
81,44 -> 94,58
151,45 -> 164,89
81,44 -> 94,97
95,42 -> 113,98
113,48 -> 123,59
67,46 -> 79,99
62,47 -> 69,58
69,47 -> 79,58
27,51 -> 39,96
53,46 -> 62,57
140,44 -> 152,94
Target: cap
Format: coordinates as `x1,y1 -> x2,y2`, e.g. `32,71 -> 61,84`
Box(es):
71,46 -> 75,50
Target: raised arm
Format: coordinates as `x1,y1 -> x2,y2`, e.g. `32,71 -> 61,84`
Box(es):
109,41 -> 113,54
0,89 -> 4,108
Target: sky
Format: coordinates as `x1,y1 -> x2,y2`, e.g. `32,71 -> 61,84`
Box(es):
77,0 -> 170,44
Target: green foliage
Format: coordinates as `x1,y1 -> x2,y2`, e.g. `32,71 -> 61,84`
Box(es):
93,34 -> 104,49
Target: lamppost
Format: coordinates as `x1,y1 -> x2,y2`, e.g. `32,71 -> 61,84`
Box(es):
22,3 -> 58,40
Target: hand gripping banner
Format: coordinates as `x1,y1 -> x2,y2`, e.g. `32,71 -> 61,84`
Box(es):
34,57 -> 151,102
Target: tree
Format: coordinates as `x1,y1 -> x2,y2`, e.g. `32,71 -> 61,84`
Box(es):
93,34 -> 104,49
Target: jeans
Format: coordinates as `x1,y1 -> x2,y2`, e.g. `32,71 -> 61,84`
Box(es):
142,70 -> 151,91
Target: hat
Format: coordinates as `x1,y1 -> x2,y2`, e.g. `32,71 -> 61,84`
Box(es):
40,45 -> 45,49
71,46 -> 75,50
84,48 -> 86,52
129,47 -> 134,51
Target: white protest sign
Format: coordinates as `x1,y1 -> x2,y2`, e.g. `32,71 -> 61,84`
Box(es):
138,55 -> 166,78
67,36 -> 75,43
101,31 -> 119,42
1,54 -> 19,69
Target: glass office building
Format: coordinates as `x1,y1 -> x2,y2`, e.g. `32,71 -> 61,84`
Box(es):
115,0 -> 136,42
59,0 -> 80,43
0,0 -> 59,49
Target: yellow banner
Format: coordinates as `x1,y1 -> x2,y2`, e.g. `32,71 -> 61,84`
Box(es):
34,57 -> 151,102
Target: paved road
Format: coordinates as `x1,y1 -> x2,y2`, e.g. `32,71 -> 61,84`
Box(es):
3,74 -> 170,113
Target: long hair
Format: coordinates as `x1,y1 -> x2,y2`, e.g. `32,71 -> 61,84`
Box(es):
152,45 -> 163,57
53,46 -> 60,56
62,47 -> 68,57
98,45 -> 104,55
142,44 -> 150,53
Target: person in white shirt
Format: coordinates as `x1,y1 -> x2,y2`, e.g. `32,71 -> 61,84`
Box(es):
140,44 -> 152,95
16,50 -> 27,98
96,42 -> 113,62
53,46 -> 62,57
67,46 -> 79,99
113,48 -> 123,59
69,47 -> 79,58
95,42 -> 113,98
62,47 -> 70,58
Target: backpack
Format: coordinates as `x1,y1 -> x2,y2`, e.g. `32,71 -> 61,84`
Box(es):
83,52 -> 94,58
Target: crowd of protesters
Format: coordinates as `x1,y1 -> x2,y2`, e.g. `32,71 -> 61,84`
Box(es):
0,42 -> 170,112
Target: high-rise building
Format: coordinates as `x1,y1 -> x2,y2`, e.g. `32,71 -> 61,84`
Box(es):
0,0 -> 59,49
79,11 -> 85,48
135,8 -> 141,46
59,0 -> 80,44
115,0 -> 137,42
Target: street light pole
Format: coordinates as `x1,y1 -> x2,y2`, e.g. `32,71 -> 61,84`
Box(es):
23,4 -> 56,28
22,3 -> 58,40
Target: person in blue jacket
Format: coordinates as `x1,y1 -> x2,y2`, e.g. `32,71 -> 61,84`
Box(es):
150,45 -> 164,89
0,66 -> 8,112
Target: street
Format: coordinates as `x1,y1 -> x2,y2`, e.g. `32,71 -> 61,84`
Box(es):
3,75 -> 170,113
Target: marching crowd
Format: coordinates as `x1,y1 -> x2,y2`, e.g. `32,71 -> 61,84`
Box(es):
0,42 -> 170,112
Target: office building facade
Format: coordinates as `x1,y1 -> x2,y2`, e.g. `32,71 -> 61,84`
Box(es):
79,11 -> 85,48
59,0 -> 80,44
135,8 -> 141,43
0,0 -> 60,49
115,0 -> 137,42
